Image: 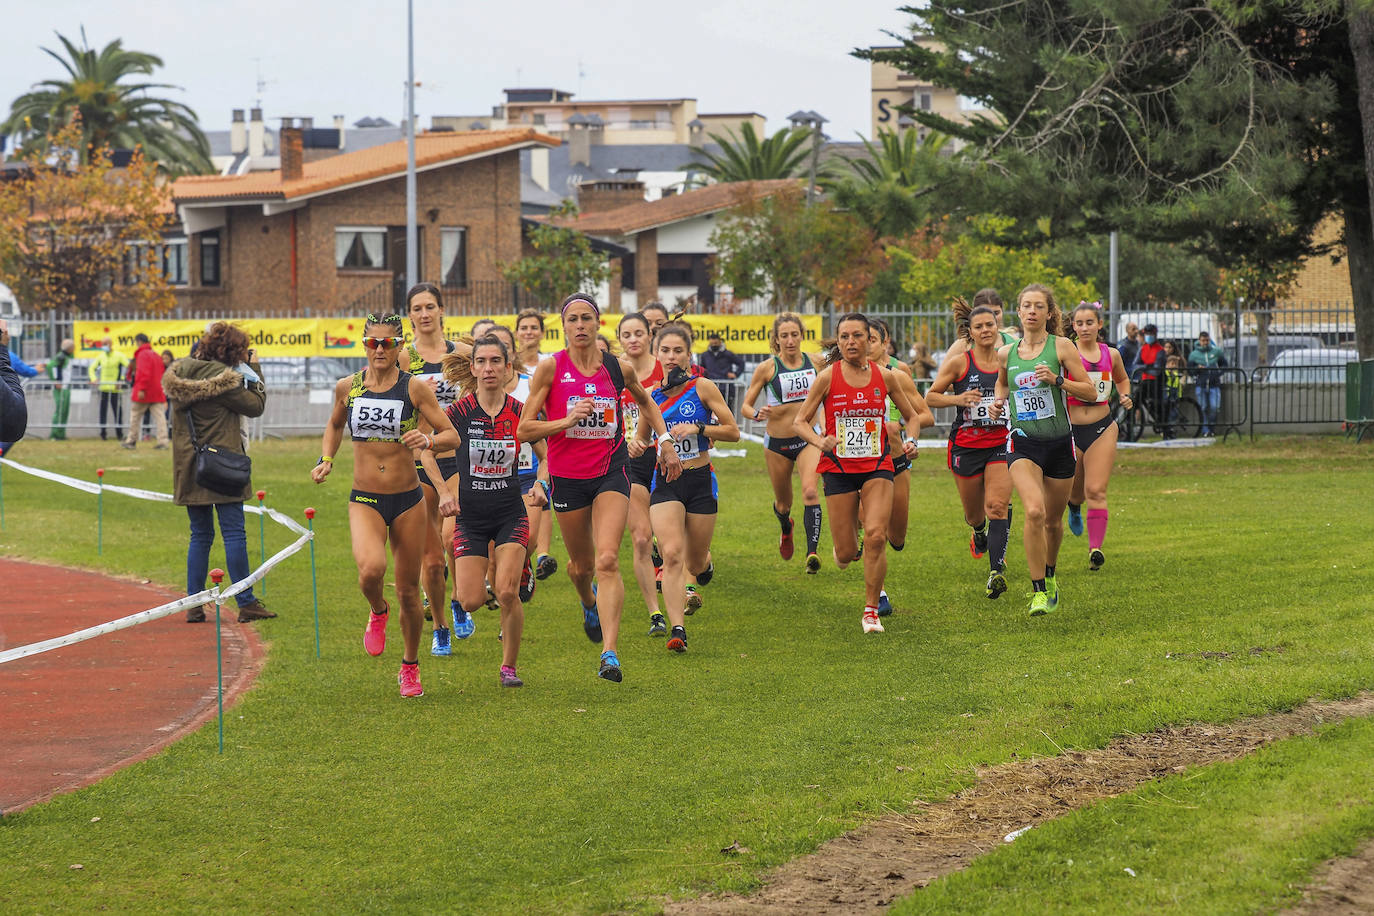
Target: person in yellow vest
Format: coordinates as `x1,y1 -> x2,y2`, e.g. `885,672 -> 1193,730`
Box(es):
88,337 -> 131,441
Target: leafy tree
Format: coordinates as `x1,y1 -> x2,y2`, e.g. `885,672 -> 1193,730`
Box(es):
0,117 -> 175,313
1040,235 -> 1220,306
684,123 -> 817,183
709,186 -> 882,308
892,216 -> 1098,308
830,129 -> 956,238
503,201 -> 610,306
3,31 -> 211,176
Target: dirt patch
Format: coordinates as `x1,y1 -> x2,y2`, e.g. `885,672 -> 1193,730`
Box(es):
669,693 -> 1374,915
1282,841 -> 1374,915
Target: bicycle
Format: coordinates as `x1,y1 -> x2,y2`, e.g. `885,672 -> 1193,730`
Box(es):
1114,389 -> 1202,441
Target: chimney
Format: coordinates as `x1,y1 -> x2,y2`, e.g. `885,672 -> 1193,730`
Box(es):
281,127 -> 304,181
301,116 -> 314,130
249,107 -> 265,158
577,179 -> 646,214
230,109 -> 246,155
334,114 -> 346,149
530,147 -> 549,191
568,122 -> 590,167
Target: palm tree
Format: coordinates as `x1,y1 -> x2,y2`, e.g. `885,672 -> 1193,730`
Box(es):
2,31 -> 212,175
684,123 -> 816,184
831,129 -> 955,238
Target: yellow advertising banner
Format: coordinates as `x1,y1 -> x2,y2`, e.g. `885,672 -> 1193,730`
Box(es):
75,313 -> 823,358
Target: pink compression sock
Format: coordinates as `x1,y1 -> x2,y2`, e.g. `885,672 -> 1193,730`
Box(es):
1086,508 -> 1108,550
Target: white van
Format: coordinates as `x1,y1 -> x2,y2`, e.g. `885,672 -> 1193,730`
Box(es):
0,283 -> 20,339
1112,310 -> 1217,344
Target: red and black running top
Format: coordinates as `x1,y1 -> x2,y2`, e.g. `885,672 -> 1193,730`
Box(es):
948,351 -> 1010,449
817,359 -> 894,476
444,393 -> 526,516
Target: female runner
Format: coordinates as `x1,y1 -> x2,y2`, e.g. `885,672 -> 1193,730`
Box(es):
441,334 -> 548,687
740,313 -> 826,572
311,312 -> 459,697
947,288 -> 1020,354
403,283 -> 467,654
925,303 -> 1014,599
616,312 -> 670,636
793,312 -> 924,634
991,285 -> 1097,616
487,324 -> 546,603
1064,303 -> 1132,570
638,324 -> 738,651
517,293 -> 682,682
865,318 -> 934,615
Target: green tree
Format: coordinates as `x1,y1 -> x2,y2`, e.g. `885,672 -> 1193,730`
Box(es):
893,216 -> 1097,308
684,123 -> 817,183
830,129 -> 956,238
1041,235 -> 1220,306
502,201 -> 610,306
3,31 -> 211,176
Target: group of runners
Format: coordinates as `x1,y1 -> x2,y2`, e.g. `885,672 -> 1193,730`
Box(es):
311,282 -> 1132,697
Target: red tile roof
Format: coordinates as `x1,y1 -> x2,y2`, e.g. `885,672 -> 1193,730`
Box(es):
173,128 -> 559,203
561,179 -> 799,236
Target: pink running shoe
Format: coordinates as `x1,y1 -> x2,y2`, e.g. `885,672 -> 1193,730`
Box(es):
364,604 -> 389,656
398,663 -> 424,697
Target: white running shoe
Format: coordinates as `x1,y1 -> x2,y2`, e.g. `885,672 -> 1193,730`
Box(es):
862,608 -> 884,634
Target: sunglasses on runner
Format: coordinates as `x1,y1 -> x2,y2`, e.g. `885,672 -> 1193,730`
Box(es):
363,336 -> 405,351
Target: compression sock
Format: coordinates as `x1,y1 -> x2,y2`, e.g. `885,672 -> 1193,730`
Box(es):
972,519 -> 987,534
774,504 -> 793,533
1045,564 -> 1056,579
1032,579 -> 1047,593
989,518 -> 1011,571
1087,507 -> 1109,550
804,504 -> 822,556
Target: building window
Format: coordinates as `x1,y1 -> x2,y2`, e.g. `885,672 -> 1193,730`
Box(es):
163,238 -> 188,285
335,227 -> 387,269
919,93 -> 933,111
200,232 -> 221,286
440,227 -> 467,288
620,253 -> 635,290
123,240 -> 188,286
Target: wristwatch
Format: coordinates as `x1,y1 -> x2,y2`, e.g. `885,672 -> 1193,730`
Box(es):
1054,374 -> 1065,388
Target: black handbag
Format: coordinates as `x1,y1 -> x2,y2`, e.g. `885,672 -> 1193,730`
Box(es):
184,408 -> 252,495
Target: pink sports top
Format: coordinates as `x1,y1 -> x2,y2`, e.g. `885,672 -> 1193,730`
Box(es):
544,349 -> 627,479
1066,342 -> 1114,407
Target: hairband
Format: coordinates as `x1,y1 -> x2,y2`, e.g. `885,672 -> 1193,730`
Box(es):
561,294 -> 600,317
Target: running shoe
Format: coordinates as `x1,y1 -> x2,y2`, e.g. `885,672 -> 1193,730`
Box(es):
598,650 -> 623,682
855,533 -> 864,559
695,561 -> 714,586
583,585 -> 602,643
685,584 -> 702,615
1028,591 -> 1050,616
651,538 -> 662,569
779,520 -> 795,560
648,613 -> 668,637
398,663 -> 424,698
431,626 -> 451,657
519,559 -> 536,602
1089,548 -> 1105,571
876,591 -> 893,617
1046,575 -> 1060,611
986,569 -> 1008,600
535,554 -> 558,580
666,625 -> 688,653
970,528 -> 988,558
499,665 -> 524,688
484,580 -> 500,611
364,605 -> 389,656
1068,504 -> 1084,537
805,553 -> 821,574
862,609 -> 884,633
452,603 -> 476,640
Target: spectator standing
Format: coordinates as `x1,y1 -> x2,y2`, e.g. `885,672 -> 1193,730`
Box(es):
699,332 -> 745,382
89,337 -> 130,441
123,333 -> 169,449
1134,324 -> 1167,419
161,349 -> 175,429
47,338 -> 75,439
1,338 -> 41,455
0,319 -> 29,447
1117,322 -> 1141,374
1187,330 -> 1228,436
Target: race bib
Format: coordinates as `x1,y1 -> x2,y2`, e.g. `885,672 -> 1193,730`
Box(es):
1013,387 -> 1057,421
778,368 -> 815,403
673,434 -> 701,462
413,371 -> 458,408
970,395 -> 1000,426
623,401 -> 640,436
1092,372 -> 1112,403
565,395 -> 618,440
517,442 -> 534,472
351,397 -> 405,440
469,438 -> 516,479
836,415 -> 882,458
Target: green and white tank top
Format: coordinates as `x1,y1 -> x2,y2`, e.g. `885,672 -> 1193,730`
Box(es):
1004,335 -> 1070,440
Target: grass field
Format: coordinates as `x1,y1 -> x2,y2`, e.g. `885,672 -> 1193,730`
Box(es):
0,435 -> 1370,914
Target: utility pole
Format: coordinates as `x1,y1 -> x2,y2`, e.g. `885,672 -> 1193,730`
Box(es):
787,110 -> 827,311
405,0 -> 418,297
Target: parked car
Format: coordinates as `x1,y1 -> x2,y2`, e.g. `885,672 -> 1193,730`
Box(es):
258,356 -> 362,388
1256,348 -> 1358,384
0,282 -> 22,339
1217,334 -> 1324,372
1113,310 -> 1219,346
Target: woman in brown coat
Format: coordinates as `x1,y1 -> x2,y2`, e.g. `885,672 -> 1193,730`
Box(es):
163,323 -> 274,624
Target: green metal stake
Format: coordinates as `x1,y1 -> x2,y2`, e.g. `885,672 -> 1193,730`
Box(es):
96,467 -> 105,554
255,490 -> 267,595
210,567 -> 225,754
306,507 -> 320,658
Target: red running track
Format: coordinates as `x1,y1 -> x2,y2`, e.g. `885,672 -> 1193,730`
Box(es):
0,557 -> 263,814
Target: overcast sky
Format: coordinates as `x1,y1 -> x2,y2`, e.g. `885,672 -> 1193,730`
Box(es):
2,0 -> 919,143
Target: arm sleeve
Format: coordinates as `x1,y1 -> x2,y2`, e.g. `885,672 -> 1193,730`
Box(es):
0,351 -> 29,442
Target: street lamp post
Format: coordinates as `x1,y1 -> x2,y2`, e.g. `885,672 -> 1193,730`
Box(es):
787,110 -> 827,311
405,0 -> 418,296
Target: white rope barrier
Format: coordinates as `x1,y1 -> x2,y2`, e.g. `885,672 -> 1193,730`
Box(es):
0,456 -> 313,664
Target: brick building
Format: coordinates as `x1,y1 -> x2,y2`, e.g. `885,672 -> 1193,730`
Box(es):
170,127 -> 558,314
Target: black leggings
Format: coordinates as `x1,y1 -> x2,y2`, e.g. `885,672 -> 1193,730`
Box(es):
99,391 -> 123,438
